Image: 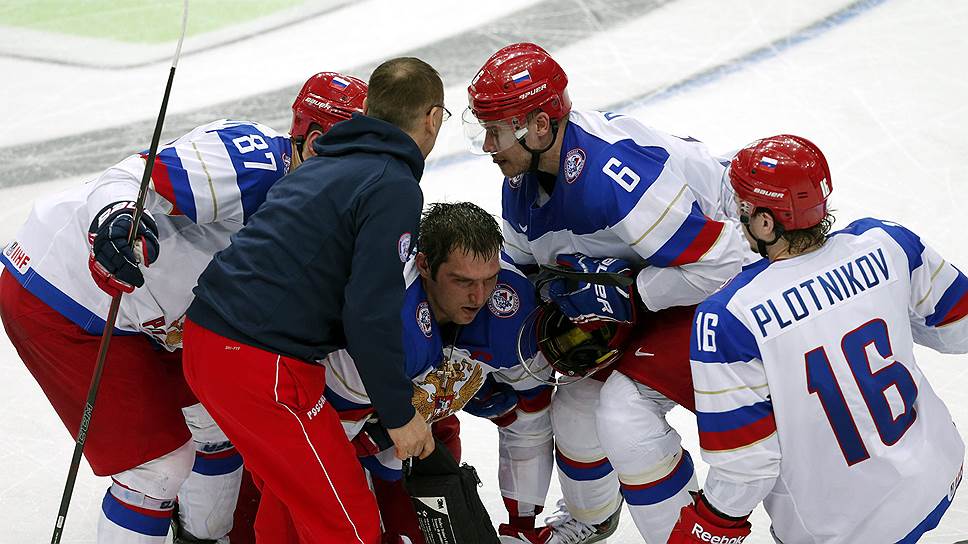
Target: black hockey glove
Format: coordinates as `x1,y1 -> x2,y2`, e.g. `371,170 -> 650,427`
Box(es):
88,201 -> 160,296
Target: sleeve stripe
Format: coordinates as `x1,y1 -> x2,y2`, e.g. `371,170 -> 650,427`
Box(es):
670,216 -> 726,267
700,414 -> 777,452
937,291 -> 968,327
628,183 -> 689,247
697,400 -> 773,432
141,152 -> 184,216
646,202 -> 724,267
926,271 -> 968,327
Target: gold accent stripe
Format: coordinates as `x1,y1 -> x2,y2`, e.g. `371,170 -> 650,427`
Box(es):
915,259 -> 947,307
330,364 -> 369,399
695,222 -> 726,263
629,183 -> 689,247
695,383 -> 769,395
192,142 -> 218,221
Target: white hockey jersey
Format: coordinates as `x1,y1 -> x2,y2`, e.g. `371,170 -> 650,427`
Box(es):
0,120 -> 291,350
324,259 -> 554,506
501,109 -> 751,310
690,218 -> 968,543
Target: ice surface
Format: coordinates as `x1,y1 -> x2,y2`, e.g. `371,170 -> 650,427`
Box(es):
1,0 -> 966,541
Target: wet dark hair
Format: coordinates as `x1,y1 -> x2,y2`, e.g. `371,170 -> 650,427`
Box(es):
419,202 -> 503,279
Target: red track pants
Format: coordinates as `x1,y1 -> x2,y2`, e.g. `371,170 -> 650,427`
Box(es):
182,318 -> 380,544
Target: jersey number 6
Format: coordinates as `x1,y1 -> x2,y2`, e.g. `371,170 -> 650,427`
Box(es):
805,318 -> 919,466
603,157 -> 640,192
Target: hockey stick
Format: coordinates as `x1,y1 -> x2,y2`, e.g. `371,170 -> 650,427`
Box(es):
50,3 -> 189,542
538,263 -> 636,289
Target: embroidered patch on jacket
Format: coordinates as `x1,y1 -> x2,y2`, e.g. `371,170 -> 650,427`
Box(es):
398,232 -> 412,263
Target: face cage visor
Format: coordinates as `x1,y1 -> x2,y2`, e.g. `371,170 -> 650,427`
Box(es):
517,304 -> 620,386
462,107 -> 529,155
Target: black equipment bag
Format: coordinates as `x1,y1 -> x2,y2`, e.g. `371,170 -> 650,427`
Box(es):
403,439 -> 500,544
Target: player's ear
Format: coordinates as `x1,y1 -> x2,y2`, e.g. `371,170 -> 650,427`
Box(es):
302,129 -> 323,159
415,252 -> 431,279
534,112 -> 551,137
756,211 -> 777,236
362,97 -> 369,115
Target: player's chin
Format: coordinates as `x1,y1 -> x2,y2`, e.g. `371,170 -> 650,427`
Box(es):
493,158 -> 521,177
456,306 -> 484,324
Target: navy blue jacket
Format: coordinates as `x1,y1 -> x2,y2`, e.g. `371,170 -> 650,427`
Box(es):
188,114 -> 423,428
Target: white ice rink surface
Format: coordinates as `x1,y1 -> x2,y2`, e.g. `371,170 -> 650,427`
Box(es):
1,0 -> 967,542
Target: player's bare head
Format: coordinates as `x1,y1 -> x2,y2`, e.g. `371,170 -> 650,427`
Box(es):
417,202 -> 503,325
365,57 -> 445,154
418,202 -> 502,280
729,134 -> 835,257
290,72 -> 366,154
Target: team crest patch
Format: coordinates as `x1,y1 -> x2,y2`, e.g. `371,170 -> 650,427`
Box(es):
416,301 -> 433,337
508,174 -> 524,189
488,283 -> 520,318
398,232 -> 412,263
564,148 -> 586,183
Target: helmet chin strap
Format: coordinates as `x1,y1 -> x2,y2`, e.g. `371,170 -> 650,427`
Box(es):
740,214 -> 784,258
517,119 -> 560,173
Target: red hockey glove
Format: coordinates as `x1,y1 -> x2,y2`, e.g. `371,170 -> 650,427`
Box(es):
87,201 -> 160,296
668,492 -> 751,544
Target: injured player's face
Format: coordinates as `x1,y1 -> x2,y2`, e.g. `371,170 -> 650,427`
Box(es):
422,248 -> 501,325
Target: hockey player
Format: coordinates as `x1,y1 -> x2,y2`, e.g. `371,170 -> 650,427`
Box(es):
324,202 -> 554,543
463,43 -> 751,543
0,71 -> 365,543
671,134 -> 967,543
183,57 -> 445,544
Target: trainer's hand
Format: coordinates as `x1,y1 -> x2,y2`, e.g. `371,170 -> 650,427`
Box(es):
387,413 -> 435,460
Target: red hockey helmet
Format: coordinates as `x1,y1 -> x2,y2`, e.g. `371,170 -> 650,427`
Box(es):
290,72 -> 367,142
728,134 -> 832,231
463,43 -> 571,155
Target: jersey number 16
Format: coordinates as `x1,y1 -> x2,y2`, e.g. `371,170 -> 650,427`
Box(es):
805,318 -> 919,466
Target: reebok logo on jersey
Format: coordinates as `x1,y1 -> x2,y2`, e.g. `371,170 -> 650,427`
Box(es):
691,522 -> 746,543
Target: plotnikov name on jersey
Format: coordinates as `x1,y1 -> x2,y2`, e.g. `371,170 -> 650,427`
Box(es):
750,247 -> 892,339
